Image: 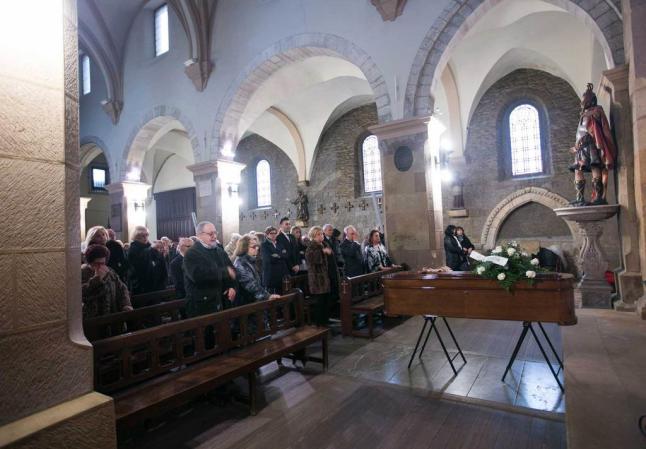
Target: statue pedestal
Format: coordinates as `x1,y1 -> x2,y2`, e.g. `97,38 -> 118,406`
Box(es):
554,205 -> 619,308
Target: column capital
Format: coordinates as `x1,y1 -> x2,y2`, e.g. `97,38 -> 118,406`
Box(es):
106,181 -> 151,199
600,64 -> 629,99
187,160 -> 219,177
369,115 -> 431,140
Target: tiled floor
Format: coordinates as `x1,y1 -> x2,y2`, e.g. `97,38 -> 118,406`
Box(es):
325,316 -> 565,413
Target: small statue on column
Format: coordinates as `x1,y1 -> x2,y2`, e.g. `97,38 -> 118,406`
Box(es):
291,189 -> 309,224
569,83 -> 617,206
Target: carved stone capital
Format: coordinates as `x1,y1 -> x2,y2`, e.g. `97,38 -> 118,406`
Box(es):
101,99 -> 123,124
370,0 -> 408,21
184,58 -> 214,92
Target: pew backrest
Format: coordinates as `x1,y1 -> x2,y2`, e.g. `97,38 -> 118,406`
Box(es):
283,274 -> 310,297
93,290 -> 305,394
83,299 -> 186,342
130,288 -> 177,308
340,267 -> 404,305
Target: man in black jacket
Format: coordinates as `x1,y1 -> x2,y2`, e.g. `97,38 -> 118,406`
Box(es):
183,222 -> 237,317
128,226 -> 168,294
340,225 -> 364,278
276,217 -> 299,275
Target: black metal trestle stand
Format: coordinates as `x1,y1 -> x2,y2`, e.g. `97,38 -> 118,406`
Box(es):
408,315 -> 466,374
501,321 -> 564,391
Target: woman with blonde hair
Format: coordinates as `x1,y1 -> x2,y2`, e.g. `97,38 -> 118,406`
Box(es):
83,225 -> 108,253
305,226 -> 333,326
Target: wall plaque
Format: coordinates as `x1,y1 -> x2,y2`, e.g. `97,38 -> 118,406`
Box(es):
394,146 -> 413,172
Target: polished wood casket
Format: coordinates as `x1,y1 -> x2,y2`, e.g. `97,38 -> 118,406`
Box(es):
383,272 -> 577,325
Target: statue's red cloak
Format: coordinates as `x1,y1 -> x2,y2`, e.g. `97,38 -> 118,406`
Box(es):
583,105 -> 616,169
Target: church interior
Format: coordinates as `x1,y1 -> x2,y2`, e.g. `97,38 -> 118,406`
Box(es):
1,0 -> 646,448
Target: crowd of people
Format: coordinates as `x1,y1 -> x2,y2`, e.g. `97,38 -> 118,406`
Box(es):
80,218 -> 400,327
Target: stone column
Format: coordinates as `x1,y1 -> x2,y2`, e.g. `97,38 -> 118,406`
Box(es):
623,0 -> 646,319
188,160 -> 245,242
369,116 -> 444,268
106,181 -> 151,243
0,1 -> 116,447
599,66 -> 643,311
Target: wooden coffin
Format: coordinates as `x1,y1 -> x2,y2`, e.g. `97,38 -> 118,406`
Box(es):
383,271 -> 576,325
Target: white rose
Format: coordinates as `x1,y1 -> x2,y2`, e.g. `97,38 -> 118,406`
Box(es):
526,270 -> 536,279
521,251 -> 529,257
531,258 -> 539,266
497,273 -> 506,281
476,265 -> 485,275
492,246 -> 502,254
507,247 -> 516,256
511,241 -> 518,247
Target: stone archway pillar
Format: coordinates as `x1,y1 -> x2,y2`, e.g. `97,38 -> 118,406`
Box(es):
106,181 -> 151,243
599,65 -> 643,311
80,196 -> 91,241
369,116 -> 444,268
624,0 -> 646,319
0,0 -> 116,447
188,160 -> 246,243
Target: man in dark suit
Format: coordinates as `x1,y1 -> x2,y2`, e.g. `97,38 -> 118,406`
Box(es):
261,226 -> 290,293
170,237 -> 193,298
183,222 -> 237,317
340,225 -> 364,278
276,217 -> 299,275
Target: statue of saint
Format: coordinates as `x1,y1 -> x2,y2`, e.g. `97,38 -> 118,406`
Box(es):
291,190 -> 309,223
569,83 -> 616,206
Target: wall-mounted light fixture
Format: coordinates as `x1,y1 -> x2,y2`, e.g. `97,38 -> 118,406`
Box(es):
227,183 -> 239,196
133,200 -> 145,212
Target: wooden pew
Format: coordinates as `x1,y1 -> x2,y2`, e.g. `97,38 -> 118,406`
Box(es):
83,299 -> 186,342
130,287 -> 177,309
93,290 -> 328,431
340,267 -> 403,338
282,274 -> 314,324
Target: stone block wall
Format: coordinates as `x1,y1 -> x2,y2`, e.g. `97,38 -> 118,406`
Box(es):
446,68 -> 620,269
236,104 -> 383,240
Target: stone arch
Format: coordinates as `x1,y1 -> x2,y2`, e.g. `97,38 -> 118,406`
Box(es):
120,105 -> 200,181
210,33 -> 392,160
480,187 -> 581,249
404,0 -> 623,118
80,135 -> 113,175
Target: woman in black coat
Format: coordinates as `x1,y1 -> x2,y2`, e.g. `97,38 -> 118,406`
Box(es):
260,226 -> 290,293
444,225 -> 466,271
234,235 -> 280,305
456,227 -> 475,255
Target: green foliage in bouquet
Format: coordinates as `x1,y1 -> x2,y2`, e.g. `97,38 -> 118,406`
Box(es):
472,241 -> 546,291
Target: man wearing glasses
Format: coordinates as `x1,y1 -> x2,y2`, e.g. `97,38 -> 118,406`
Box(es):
183,221 -> 237,317
277,217 -> 299,275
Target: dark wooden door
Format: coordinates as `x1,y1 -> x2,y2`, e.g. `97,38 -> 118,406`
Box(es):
154,187 -> 196,241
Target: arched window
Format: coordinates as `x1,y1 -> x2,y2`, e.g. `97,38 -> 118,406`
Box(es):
509,104 -> 543,176
256,160 -> 271,207
361,135 -> 382,193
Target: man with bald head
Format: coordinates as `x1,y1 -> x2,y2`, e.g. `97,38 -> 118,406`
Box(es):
340,225 -> 364,277
183,221 -> 237,317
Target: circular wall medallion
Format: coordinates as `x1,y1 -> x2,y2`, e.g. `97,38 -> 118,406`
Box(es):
394,146 -> 413,172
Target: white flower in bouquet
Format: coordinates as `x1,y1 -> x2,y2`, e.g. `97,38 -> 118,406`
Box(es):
507,247 -> 516,256
476,265 -> 485,275
526,270 -> 536,279
530,258 -> 539,266
492,246 -> 503,254
497,273 -> 506,281
510,241 -> 518,247
521,251 -> 529,257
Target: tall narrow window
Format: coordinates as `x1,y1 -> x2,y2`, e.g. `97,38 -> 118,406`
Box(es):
509,104 -> 543,176
362,135 -> 382,193
90,167 -> 108,191
82,54 -> 91,95
154,4 -> 169,57
256,160 -> 271,207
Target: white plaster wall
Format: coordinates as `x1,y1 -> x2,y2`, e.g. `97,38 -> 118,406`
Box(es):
79,0 -> 452,180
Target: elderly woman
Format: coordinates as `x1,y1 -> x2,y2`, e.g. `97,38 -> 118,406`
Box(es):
225,233 -> 242,261
260,226 -> 290,293
305,226 -> 332,326
82,244 -> 133,319
365,229 -> 399,273
234,235 -> 280,305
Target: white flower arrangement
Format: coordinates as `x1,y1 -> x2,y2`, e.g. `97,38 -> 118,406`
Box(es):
472,242 -> 545,290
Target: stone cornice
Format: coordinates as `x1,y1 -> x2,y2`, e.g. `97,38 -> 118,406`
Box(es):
187,161 -> 219,176
600,64 -> 629,98
368,116 -> 431,140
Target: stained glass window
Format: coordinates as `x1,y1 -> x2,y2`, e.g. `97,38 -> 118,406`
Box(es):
154,4 -> 169,57
81,54 -> 91,95
509,104 -> 543,176
362,135 -> 382,193
256,160 -> 271,207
